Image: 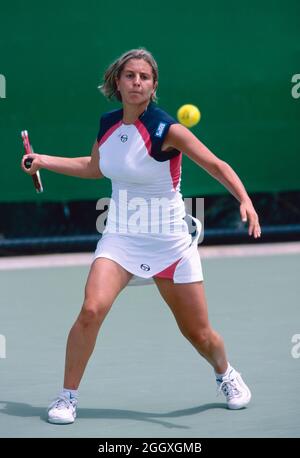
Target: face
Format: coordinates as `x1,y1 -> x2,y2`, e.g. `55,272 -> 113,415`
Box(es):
116,58 -> 156,105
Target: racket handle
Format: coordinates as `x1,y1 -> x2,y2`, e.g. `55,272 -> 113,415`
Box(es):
24,157 -> 33,169
23,157 -> 43,192
21,130 -> 44,193
32,173 -> 43,193
24,157 -> 43,192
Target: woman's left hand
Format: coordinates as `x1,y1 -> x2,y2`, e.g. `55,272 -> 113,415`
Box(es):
240,199 -> 261,238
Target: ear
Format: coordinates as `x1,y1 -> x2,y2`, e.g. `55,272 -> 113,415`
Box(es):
152,81 -> 158,96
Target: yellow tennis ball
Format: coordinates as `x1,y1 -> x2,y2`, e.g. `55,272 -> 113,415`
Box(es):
177,104 -> 201,128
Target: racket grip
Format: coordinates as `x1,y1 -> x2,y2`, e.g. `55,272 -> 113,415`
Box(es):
21,130 -> 44,193
24,157 -> 33,169
24,158 -> 43,192
32,173 -> 43,193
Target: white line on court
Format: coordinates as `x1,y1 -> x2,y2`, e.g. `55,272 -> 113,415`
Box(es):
0,242 -> 299,271
198,241 -> 300,258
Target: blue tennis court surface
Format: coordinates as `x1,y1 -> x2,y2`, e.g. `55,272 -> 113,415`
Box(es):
0,247 -> 299,437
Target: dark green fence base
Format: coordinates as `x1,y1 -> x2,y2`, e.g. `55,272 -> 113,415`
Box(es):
0,191 -> 299,256
1,225 -> 300,257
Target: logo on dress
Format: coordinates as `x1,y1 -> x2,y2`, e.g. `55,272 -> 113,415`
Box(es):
154,122 -> 167,138
140,264 -> 150,272
120,134 -> 128,143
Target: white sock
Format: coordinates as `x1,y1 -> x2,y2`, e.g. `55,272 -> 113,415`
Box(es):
62,388 -> 78,399
215,363 -> 232,380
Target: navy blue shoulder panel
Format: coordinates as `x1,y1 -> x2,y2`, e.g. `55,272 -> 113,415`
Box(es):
140,103 -> 181,162
97,108 -> 123,143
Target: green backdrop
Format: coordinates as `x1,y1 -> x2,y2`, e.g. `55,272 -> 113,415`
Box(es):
0,0 -> 299,202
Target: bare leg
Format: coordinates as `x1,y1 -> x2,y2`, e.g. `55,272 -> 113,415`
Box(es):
154,278 -> 228,374
64,258 -> 132,389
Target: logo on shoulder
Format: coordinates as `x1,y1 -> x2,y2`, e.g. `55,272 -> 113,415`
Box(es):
140,264 -> 150,272
155,122 -> 167,138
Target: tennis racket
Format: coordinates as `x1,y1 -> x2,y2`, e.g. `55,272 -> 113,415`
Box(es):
21,130 -> 43,193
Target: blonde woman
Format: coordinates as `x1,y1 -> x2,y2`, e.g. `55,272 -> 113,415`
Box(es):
22,48 -> 261,424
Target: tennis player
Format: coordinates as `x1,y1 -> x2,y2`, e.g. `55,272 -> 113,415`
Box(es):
21,48 -> 261,424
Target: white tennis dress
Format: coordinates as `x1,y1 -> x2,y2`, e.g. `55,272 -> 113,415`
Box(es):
94,102 -> 203,285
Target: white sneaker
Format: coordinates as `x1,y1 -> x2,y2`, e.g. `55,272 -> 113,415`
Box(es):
217,367 -> 251,409
47,394 -> 78,424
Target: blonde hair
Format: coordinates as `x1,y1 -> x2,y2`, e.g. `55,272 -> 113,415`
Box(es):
99,48 -> 158,102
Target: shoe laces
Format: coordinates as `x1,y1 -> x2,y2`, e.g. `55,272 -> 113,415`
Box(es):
49,395 -> 76,411
217,371 -> 241,400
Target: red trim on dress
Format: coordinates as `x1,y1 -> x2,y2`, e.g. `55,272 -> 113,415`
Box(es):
134,119 -> 152,155
98,120 -> 122,147
169,152 -> 182,191
154,257 -> 181,280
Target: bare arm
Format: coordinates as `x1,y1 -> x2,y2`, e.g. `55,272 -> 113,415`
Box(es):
21,140 -> 103,179
163,124 -> 261,238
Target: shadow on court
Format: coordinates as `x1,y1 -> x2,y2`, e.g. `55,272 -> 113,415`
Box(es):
0,401 -> 226,429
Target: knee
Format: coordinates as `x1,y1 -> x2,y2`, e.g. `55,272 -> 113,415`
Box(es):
183,327 -> 212,348
78,297 -> 111,327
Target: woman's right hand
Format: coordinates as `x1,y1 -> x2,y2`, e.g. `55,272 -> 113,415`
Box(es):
21,153 -> 43,175
20,145 -> 103,179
